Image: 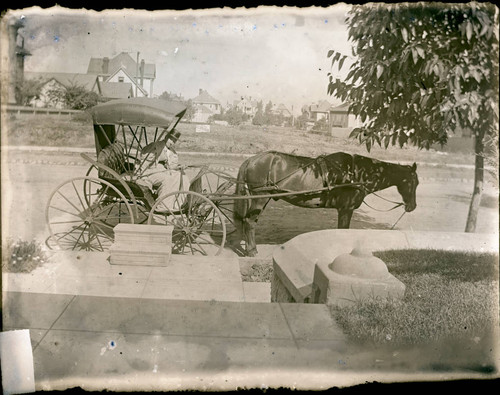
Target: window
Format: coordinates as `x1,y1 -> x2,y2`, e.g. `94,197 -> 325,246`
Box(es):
118,77 -> 124,83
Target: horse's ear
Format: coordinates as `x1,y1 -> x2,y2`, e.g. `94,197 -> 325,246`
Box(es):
411,162 -> 417,172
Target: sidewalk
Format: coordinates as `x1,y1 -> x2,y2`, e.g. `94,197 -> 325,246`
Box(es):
2,235 -> 499,391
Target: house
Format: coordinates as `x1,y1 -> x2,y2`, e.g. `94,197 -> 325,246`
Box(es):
24,71 -> 135,107
191,89 -> 222,123
329,102 -> 363,129
233,96 -> 259,116
309,100 -> 332,121
272,103 -> 292,118
24,72 -> 100,108
86,52 -> 156,97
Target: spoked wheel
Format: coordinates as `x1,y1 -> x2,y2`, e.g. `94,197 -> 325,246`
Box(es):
85,164 -> 149,225
46,176 -> 134,251
193,169 -> 236,235
147,191 -> 226,256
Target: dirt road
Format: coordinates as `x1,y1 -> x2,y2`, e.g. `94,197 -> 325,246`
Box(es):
2,149 -> 497,247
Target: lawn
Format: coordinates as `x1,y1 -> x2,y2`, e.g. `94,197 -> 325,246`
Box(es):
332,249 -> 499,350
3,112 -> 476,166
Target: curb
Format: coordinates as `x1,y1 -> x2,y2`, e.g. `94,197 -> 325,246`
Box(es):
1,144 -> 480,168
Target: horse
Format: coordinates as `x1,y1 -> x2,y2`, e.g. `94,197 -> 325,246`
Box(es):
231,151 -> 419,256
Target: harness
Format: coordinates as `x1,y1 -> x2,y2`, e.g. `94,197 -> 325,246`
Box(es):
316,155 -> 332,190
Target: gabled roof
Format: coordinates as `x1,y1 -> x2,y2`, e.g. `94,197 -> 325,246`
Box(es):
87,52 -> 156,79
310,100 -> 332,113
105,67 -> 149,97
330,102 -> 350,112
98,81 -> 133,99
192,89 -> 220,105
25,72 -> 98,91
195,104 -> 214,114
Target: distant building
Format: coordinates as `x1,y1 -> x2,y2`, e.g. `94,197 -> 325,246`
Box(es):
309,100 -> 332,121
24,72 -> 101,108
192,89 -> 222,123
329,102 -> 362,128
86,52 -> 155,97
272,103 -> 292,118
233,96 -> 259,116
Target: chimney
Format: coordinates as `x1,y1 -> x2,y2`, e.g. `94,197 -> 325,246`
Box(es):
140,59 -> 145,86
102,57 -> 109,74
199,88 -> 203,95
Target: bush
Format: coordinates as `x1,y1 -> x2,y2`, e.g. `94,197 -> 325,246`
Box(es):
2,238 -> 48,273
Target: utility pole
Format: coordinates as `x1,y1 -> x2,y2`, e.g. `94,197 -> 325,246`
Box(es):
135,51 -> 140,97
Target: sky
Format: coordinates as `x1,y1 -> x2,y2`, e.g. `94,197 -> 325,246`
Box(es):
11,5 -> 354,114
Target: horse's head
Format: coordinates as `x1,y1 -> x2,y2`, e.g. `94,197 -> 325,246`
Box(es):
396,163 -> 419,212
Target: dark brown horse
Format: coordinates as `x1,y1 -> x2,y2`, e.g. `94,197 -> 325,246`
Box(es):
232,151 -> 419,256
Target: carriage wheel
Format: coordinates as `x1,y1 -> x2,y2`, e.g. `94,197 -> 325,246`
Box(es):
147,191 -> 226,256
85,164 -> 149,224
45,176 -> 134,251
194,169 -> 237,235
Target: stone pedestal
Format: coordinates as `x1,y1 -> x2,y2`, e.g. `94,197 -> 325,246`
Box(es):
109,224 -> 173,266
312,247 -> 405,307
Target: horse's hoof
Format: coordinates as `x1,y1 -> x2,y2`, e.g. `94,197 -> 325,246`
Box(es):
246,249 -> 258,257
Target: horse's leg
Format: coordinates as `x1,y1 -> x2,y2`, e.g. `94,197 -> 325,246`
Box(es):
337,208 -> 354,229
242,198 -> 269,257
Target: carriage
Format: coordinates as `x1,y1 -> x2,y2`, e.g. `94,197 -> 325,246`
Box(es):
45,97 -> 236,256
45,97 -> 418,257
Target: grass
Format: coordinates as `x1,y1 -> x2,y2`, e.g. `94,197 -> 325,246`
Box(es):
3,112 -> 476,166
2,238 -> 48,273
331,249 -> 499,347
242,262 -> 274,282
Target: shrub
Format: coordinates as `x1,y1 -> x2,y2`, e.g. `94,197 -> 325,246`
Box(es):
2,238 -> 48,273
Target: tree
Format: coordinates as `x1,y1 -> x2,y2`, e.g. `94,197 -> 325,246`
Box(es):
158,91 -> 195,121
59,83 -> 99,110
327,3 -> 498,233
252,100 -> 265,125
15,78 -> 43,106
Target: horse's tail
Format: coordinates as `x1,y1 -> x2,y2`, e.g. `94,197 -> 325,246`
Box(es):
233,158 -> 250,224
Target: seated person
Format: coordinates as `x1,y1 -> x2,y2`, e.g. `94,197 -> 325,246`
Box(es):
137,129 -> 190,212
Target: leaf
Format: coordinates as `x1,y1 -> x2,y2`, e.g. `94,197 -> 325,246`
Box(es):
349,128 -> 362,139
376,64 -> 384,79
401,27 -> 408,43
411,48 -> 418,64
466,21 -> 473,41
398,132 -> 408,148
327,50 -> 335,58
384,135 -> 391,149
416,46 -> 425,60
366,138 -> 372,152
339,55 -> 347,71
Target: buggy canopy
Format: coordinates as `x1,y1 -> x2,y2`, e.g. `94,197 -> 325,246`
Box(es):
90,97 -> 187,128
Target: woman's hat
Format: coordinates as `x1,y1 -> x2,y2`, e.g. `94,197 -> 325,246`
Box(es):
166,129 -> 181,143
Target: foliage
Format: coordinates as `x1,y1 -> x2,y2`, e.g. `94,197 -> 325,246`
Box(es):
252,102 -> 266,126
241,263 -> 273,282
312,117 -> 328,132
213,105 -> 249,126
2,238 -> 48,273
327,3 -> 499,152
46,82 -> 100,110
158,91 -> 195,121
331,249 -> 499,347
15,77 -> 43,106
295,113 -> 311,130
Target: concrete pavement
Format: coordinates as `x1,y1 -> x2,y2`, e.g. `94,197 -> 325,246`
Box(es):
2,232 -> 499,391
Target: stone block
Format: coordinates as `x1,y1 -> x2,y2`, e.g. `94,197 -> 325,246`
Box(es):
109,224 -> 173,267
113,223 -> 172,245
312,247 -> 405,307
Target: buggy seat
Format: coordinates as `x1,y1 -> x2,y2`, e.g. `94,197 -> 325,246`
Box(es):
97,142 -> 156,209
